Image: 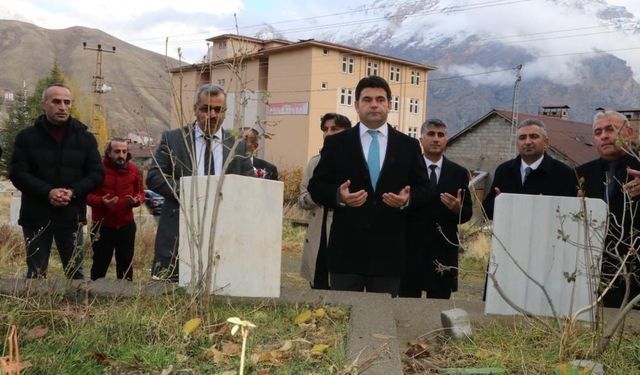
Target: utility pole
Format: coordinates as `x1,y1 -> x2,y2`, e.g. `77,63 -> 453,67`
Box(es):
83,42 -> 115,149
509,64 -> 523,157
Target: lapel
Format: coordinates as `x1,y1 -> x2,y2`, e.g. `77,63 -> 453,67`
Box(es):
222,128 -> 232,163
350,124 -> 373,188
379,125 -> 397,181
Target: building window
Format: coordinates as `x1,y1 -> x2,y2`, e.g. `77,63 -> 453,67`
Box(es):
341,56 -> 354,74
323,48 -> 329,55
411,71 -> 421,86
217,79 -> 225,86
389,66 -> 401,82
367,61 -> 379,76
218,41 -> 227,49
340,88 -> 353,106
408,127 -> 418,138
391,96 -> 400,112
409,98 -> 419,114
321,82 -> 328,90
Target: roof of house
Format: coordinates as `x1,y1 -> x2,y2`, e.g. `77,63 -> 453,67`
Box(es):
128,143 -> 153,159
171,34 -> 436,73
449,109 -> 599,165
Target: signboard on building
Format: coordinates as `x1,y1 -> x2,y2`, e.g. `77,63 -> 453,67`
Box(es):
268,102 -> 309,116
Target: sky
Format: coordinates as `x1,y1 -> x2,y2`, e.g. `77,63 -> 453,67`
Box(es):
1,0 -> 640,72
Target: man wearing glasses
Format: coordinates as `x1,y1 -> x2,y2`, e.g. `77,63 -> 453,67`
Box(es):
147,83 -> 254,281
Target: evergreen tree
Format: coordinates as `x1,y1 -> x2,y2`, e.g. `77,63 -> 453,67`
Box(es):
0,88 -> 30,176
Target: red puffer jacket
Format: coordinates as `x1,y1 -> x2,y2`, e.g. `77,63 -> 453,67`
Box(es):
87,157 -> 144,228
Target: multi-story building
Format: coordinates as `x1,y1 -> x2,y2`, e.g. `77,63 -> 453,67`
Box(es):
169,34 -> 435,170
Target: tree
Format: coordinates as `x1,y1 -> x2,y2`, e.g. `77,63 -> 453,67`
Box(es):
0,88 -> 30,176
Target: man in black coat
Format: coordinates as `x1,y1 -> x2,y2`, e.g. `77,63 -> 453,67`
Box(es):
577,110 -> 640,308
9,84 -> 104,279
308,76 -> 430,296
400,119 -> 472,299
482,118 -> 577,219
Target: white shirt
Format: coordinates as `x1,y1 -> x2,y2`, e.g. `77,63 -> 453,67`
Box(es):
520,155 -> 544,184
424,156 -> 443,183
195,124 -> 223,176
359,123 -> 389,170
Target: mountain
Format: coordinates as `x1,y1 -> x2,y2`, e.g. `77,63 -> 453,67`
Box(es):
0,20 -> 179,139
317,0 -> 640,133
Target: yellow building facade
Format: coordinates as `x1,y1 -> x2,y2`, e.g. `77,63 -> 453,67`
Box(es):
170,34 -> 435,170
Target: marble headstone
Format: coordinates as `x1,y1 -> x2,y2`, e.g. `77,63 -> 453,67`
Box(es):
178,175 -> 283,297
484,194 -> 607,321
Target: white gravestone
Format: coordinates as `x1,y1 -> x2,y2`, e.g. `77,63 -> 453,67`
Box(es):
484,194 -> 607,321
178,175 -> 283,297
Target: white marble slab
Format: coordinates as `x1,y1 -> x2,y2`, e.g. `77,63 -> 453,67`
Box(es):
484,194 -> 607,321
178,175 -> 283,297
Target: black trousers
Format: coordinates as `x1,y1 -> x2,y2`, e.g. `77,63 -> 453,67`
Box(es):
330,273 -> 400,297
90,221 -> 136,281
23,224 -> 84,279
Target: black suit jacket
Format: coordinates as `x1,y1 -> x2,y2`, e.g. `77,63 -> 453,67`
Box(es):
308,123 -> 430,277
577,154 -> 640,307
482,153 -> 578,219
253,157 -> 279,181
403,157 -> 473,293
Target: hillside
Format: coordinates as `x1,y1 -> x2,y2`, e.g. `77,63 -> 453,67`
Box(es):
0,20 -> 181,139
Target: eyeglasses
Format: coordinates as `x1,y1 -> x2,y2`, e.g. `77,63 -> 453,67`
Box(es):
198,106 -> 226,113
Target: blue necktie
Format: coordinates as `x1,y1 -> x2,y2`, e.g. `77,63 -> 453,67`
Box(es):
367,130 -> 380,189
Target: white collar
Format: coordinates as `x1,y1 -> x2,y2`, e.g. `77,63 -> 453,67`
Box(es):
195,122 -> 223,139
425,156 -> 443,169
521,154 -> 544,170
359,123 -> 389,137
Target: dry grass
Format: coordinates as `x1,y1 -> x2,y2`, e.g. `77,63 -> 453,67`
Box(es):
279,168 -> 303,206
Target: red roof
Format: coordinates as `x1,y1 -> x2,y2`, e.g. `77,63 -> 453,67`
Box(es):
450,109 -> 599,166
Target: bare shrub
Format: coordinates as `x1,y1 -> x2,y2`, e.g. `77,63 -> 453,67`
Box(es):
279,168 -> 303,206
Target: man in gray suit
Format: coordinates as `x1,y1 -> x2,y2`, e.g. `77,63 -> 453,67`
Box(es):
147,83 -> 254,281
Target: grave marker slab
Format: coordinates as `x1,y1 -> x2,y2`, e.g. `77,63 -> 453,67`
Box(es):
484,194 -> 606,320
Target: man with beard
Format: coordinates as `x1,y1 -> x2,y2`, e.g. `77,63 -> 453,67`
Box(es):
9,83 -> 104,279
87,138 -> 144,280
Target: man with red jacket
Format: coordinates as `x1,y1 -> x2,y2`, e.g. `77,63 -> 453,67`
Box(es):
87,138 -> 144,280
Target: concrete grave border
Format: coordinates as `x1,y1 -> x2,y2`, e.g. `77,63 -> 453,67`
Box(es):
1,279 -> 639,374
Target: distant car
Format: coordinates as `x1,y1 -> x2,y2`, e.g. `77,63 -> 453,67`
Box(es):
144,189 -> 164,216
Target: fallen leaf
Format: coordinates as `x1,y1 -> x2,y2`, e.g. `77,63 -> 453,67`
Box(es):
183,318 -> 202,336
93,353 -> 108,363
295,310 -> 313,325
25,325 -> 48,340
405,342 -> 429,358
161,364 -> 173,375
252,351 -> 278,363
309,344 -> 329,356
202,346 -> 228,364
222,341 -> 241,356
277,340 -> 293,352
175,354 -> 190,363
475,348 -> 492,359
327,307 -> 346,319
312,308 -> 326,318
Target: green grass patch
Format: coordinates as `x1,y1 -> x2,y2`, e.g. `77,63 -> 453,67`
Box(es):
1,294 -> 349,374
426,318 -> 640,374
